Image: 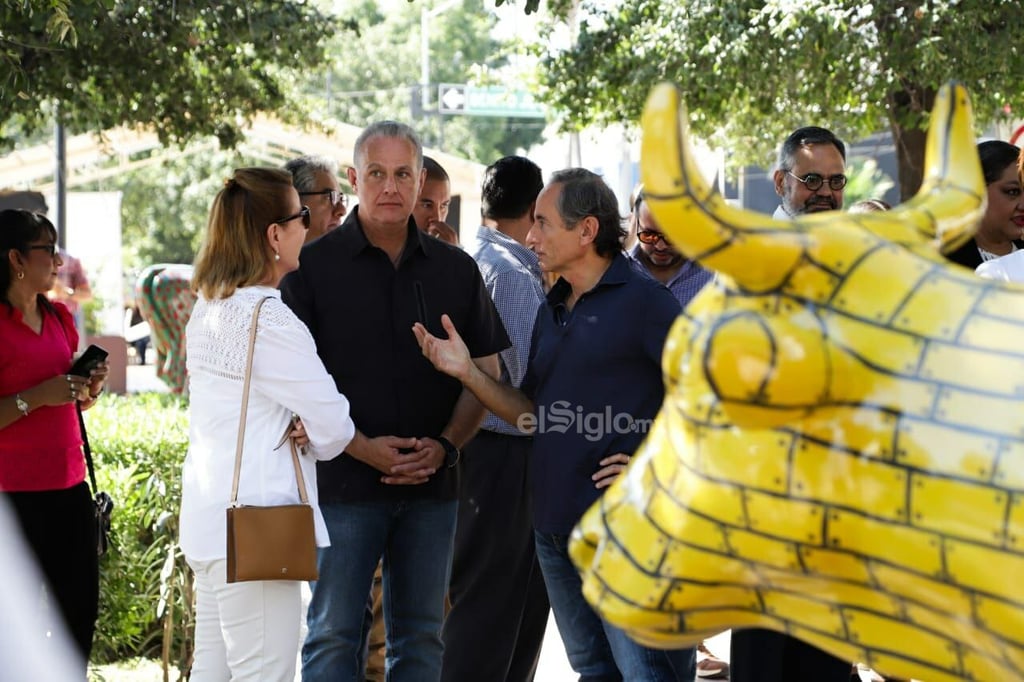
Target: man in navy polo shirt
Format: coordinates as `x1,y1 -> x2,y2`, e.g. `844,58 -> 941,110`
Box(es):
413,168 -> 695,681
282,120 -> 508,682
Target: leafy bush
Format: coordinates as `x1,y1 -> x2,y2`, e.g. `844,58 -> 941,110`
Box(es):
83,393 -> 193,675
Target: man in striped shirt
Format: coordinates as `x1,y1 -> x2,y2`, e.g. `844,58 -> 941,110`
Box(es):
625,186 -> 713,308
441,156 -> 550,682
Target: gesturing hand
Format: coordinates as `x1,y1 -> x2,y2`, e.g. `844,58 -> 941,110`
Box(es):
412,314 -> 472,382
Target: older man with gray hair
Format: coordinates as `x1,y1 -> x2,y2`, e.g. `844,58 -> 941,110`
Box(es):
281,121 -> 508,682
284,154 -> 348,242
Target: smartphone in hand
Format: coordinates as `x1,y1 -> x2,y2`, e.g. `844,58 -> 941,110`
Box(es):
69,344 -> 109,377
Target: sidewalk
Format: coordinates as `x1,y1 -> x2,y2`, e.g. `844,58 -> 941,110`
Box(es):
125,361 -> 169,393
537,619 -> 732,681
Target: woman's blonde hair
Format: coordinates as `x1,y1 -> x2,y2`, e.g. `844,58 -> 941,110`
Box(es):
192,167 -> 294,299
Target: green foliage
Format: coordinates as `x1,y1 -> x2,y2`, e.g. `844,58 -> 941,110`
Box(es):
79,148 -> 263,273
82,292 -> 104,336
535,0 -> 1024,196
494,0 -> 543,14
324,0 -> 544,163
0,1 -> 84,92
0,1 -> 344,150
843,158 -> 895,208
84,393 -> 192,671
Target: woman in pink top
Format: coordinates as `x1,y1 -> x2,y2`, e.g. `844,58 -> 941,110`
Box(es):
0,209 -> 108,670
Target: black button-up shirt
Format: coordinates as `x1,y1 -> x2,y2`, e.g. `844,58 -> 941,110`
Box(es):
281,208 -> 510,503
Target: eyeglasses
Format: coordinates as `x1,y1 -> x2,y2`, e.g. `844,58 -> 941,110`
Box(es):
271,206 -> 310,229
787,171 -> 847,192
27,244 -> 58,257
636,230 -> 668,245
299,189 -> 347,209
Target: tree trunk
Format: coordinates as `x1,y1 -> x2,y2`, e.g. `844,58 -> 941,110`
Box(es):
886,85 -> 936,201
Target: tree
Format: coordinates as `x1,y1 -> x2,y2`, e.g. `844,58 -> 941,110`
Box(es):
535,1 -> 1024,199
317,0 -> 544,164
78,147 -> 261,273
0,1 -> 346,150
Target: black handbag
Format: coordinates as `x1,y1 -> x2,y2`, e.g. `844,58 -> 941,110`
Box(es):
77,405 -> 113,557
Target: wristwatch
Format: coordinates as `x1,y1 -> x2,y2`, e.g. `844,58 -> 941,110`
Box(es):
437,436 -> 461,468
14,394 -> 29,417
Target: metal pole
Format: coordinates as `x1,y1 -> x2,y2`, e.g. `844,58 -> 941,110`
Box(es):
420,6 -> 430,114
420,0 -> 460,137
55,112 -> 67,249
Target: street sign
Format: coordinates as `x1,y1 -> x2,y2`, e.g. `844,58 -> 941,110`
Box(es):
439,84 -> 467,113
437,83 -> 546,119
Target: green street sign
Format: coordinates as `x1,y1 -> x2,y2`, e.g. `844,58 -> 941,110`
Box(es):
438,84 -> 546,119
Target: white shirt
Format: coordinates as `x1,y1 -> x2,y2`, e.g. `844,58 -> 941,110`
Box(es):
179,286 -> 355,561
976,249 -> 1024,282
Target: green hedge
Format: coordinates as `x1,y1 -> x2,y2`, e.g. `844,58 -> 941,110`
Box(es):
83,392 -> 193,673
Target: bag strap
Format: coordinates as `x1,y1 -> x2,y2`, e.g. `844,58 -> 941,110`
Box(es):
55,305 -> 99,497
229,296 -> 310,507
77,405 -> 99,497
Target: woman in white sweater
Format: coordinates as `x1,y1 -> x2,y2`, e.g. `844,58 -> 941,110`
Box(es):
180,168 -> 355,682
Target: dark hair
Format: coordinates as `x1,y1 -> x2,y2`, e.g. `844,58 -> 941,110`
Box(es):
481,156 -> 543,220
1,209 -> 57,304
977,140 -> 1020,185
423,156 -> 450,184
776,126 -> 847,171
549,168 -> 625,258
283,155 -> 338,192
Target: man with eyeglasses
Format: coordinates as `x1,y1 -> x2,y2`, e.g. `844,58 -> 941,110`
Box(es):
771,126 -> 847,219
284,155 -> 348,243
625,186 -> 713,308
733,124 -> 854,682
623,187 -> 727,679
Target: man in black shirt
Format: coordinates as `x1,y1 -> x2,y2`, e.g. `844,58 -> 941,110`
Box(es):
281,120 -> 508,682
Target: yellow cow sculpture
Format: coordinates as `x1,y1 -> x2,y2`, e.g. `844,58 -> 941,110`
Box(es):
569,83 -> 1024,682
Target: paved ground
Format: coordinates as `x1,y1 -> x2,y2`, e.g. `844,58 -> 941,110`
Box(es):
537,618 -> 732,680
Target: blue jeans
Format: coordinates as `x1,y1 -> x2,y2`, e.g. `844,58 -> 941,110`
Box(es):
534,531 -> 695,682
302,499 -> 457,682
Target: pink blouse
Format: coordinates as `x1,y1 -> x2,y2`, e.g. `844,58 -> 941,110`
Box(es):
0,300 -> 84,492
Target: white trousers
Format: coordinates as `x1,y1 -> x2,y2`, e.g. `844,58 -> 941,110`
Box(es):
188,557 -> 302,682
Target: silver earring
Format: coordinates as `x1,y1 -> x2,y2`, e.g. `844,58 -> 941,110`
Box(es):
17,271 -> 24,280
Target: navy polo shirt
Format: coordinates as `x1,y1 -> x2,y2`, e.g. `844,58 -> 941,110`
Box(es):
521,253 -> 681,535
280,208 -> 510,504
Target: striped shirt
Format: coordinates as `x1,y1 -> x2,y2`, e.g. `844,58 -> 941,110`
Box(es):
625,243 -> 713,307
472,227 -> 545,435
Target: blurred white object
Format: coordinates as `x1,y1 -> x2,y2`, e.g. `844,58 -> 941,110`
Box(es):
976,250 -> 1024,281
0,497 -> 83,680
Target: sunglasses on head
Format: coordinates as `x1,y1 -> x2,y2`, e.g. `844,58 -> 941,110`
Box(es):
299,189 -> 347,210
787,171 -> 847,192
272,206 -> 310,229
